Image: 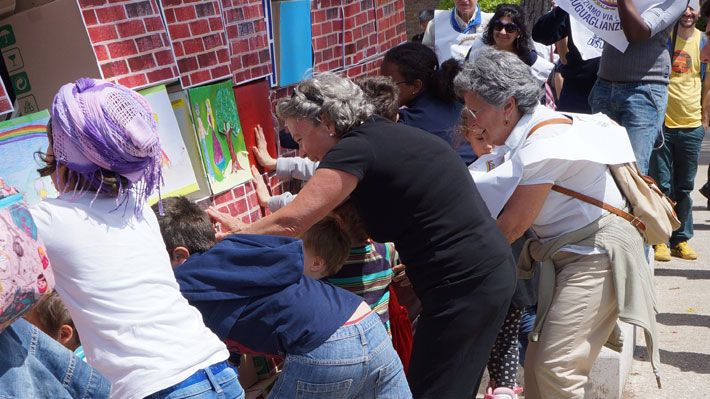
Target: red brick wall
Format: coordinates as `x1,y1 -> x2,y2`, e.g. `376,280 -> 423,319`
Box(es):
79,0 -> 179,88
160,0 -> 232,88
375,0 -> 407,54
343,0 -> 379,67
311,0 -> 343,73
222,0 -> 274,85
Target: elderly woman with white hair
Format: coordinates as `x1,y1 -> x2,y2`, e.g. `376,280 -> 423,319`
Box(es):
209,72 -> 517,399
456,47 -> 660,398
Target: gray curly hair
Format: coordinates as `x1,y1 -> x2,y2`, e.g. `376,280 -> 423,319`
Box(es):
276,73 -> 374,137
454,47 -> 542,115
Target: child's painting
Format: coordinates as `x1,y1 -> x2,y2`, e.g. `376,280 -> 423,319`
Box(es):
188,80 -> 251,194
139,85 -> 200,203
0,110 -> 56,205
233,79 -> 277,173
168,90 -> 212,201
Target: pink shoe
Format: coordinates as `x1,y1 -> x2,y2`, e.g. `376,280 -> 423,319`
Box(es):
483,386 -> 496,399
488,386 -> 518,399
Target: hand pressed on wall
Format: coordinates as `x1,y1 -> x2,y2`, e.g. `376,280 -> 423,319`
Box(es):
252,125 -> 277,170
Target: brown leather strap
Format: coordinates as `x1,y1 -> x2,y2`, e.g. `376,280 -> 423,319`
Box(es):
526,118 -> 573,138
551,185 -> 647,232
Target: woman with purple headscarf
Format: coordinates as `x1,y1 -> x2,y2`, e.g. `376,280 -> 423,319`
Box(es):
30,78 -> 244,399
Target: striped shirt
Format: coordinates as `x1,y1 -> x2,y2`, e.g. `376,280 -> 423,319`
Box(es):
327,241 -> 397,336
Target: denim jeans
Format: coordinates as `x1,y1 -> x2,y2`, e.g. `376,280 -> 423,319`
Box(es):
268,312 -> 411,399
145,361 -> 244,399
0,318 -> 111,398
649,125 -> 705,245
589,79 -> 669,175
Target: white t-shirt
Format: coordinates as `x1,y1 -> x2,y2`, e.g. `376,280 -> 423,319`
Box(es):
521,157 -> 624,241
31,193 -> 228,399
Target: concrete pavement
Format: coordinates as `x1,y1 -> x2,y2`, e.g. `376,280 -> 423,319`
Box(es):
622,138 -> 710,398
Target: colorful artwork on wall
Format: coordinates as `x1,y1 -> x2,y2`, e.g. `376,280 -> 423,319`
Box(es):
188,79 -> 250,194
233,78 -> 277,173
138,85 -> 200,203
0,110 -> 56,205
168,90 -> 212,201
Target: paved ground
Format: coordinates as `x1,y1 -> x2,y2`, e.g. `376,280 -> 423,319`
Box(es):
622,138 -> 710,398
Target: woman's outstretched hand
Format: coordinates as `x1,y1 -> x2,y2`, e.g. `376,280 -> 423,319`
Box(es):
207,207 -> 248,241
252,125 -> 277,170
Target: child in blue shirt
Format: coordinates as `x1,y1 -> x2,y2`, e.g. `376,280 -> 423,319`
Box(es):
153,197 -> 411,399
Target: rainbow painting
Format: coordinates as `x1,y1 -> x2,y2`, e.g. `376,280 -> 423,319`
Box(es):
0,110 -> 57,205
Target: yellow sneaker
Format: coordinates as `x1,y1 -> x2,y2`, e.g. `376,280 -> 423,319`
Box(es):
671,242 -> 698,260
654,244 -> 671,262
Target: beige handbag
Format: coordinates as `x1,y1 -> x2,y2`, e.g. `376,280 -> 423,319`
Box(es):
528,119 -> 681,245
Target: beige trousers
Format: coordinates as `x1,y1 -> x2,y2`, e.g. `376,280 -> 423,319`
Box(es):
524,251 -> 618,399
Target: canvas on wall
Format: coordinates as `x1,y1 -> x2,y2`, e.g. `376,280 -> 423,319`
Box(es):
188,79 -> 251,194
233,78 -> 277,173
0,110 -> 57,205
168,90 -> 212,201
138,85 -> 200,203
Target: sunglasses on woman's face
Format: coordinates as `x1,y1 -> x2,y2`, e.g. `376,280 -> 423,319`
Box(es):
493,20 -> 519,33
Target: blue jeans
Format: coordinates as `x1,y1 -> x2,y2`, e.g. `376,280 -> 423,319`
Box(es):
649,125 -> 705,245
268,312 -> 411,399
145,361 -> 244,399
589,79 -> 669,175
0,318 -> 111,398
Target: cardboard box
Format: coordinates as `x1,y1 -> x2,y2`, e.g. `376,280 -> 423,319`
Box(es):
0,0 -> 102,115
237,354 -> 259,389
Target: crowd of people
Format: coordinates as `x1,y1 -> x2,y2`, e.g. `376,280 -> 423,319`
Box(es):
1,0 -> 707,398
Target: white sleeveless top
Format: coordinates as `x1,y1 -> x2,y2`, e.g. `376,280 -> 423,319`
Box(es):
433,9 -> 492,63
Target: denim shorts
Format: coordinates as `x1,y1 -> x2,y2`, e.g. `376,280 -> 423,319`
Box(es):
268,312 -> 411,398
145,361 -> 244,399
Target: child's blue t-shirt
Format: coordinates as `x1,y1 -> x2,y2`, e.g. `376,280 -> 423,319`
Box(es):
174,234 -> 363,356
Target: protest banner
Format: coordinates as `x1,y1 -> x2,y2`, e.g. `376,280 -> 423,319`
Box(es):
556,0 -> 664,53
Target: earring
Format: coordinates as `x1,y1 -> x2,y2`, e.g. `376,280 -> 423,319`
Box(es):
329,133 -> 335,137
504,119 -> 509,126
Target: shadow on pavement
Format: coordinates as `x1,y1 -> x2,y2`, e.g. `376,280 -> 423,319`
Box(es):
659,349 -> 710,374
655,268 -> 710,280
692,223 -> 710,230
656,313 -> 710,328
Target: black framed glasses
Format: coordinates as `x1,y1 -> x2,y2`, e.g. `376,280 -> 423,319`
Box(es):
492,20 -> 519,33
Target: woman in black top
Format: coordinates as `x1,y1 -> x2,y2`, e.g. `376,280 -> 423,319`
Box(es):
209,72 -> 516,399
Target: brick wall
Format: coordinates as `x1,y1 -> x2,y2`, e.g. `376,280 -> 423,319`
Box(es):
403,0 -> 439,39
222,0 -> 273,85
79,0 -> 179,88
375,0 -> 407,54
343,0 -> 379,67
311,0 -> 343,73
160,0 -> 231,88
75,0 -> 408,222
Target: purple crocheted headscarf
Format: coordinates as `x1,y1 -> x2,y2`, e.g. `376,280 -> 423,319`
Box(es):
51,78 -> 161,215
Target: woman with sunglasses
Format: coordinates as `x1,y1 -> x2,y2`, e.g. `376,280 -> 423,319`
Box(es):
381,42 -> 477,163
476,4 -> 554,87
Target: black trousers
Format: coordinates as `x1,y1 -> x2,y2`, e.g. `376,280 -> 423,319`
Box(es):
407,257 -> 517,399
